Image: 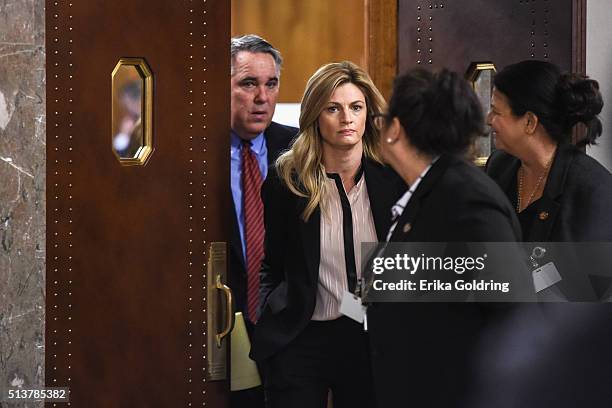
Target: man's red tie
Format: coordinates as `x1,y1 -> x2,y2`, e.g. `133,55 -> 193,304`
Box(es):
242,140 -> 264,323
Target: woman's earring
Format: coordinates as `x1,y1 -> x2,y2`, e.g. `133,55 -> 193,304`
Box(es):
386,138 -> 393,144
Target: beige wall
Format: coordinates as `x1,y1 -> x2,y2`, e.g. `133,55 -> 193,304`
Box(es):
232,0 -> 366,102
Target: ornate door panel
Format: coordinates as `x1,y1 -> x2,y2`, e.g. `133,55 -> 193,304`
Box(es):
398,0 -> 584,75
45,1 -> 231,406
396,0 -> 585,154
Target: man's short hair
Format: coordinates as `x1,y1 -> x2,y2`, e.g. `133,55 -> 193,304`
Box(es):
231,34 -> 283,76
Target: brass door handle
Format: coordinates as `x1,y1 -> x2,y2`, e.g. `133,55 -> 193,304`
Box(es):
215,274 -> 235,348
206,242 -> 233,381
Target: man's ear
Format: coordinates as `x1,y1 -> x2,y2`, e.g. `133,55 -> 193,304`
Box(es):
524,111 -> 539,135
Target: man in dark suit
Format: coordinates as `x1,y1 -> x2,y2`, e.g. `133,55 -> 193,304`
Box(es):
229,34 -> 297,407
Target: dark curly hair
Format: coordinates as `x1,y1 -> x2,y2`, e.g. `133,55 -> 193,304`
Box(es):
388,68 -> 485,156
493,60 -> 603,146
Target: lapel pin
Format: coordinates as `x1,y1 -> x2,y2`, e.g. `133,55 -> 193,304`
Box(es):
539,211 -> 549,221
403,223 -> 412,233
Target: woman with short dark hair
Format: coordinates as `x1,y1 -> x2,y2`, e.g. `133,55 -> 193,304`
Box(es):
375,68 -> 520,242
367,68 -> 521,408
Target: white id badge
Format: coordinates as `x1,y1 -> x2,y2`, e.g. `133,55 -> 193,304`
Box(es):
532,262 -> 562,293
340,290 -> 366,323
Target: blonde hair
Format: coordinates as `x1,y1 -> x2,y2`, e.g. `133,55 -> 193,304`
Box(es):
276,61 -> 386,221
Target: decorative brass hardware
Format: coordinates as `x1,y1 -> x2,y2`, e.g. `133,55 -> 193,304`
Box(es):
215,274 -> 235,348
111,58 -> 154,166
466,62 -> 496,167
206,242 -> 234,381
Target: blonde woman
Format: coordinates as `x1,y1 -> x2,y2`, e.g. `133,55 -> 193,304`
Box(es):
250,61 -> 404,408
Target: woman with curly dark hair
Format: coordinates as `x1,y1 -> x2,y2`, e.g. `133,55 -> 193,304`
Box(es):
486,60 -> 612,241
480,60 -> 612,408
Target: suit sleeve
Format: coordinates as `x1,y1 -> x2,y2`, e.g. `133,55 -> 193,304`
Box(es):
258,169 -> 287,313
573,178 -> 612,241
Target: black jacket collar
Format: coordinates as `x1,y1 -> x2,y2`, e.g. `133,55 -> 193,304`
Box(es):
526,143 -> 575,241
543,143 -> 574,199
364,159 -> 401,242
388,154 -> 453,241
494,144 -> 575,200
490,144 -> 577,241
299,157 -> 402,282
265,122 -> 296,167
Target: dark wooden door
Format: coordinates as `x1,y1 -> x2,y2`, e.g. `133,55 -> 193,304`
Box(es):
394,0 -> 586,152
397,0 -> 585,76
45,1 -> 231,406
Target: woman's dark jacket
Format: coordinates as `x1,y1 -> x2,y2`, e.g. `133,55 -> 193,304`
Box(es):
250,158 -> 405,362
486,143 -> 612,242
480,143 -> 612,408
367,154 -> 524,408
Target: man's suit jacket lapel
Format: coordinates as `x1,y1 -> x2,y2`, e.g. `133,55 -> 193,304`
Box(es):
265,122 -> 294,167
230,187 -> 245,273
230,209 -> 245,269
527,144 -> 572,242
389,155 -> 452,242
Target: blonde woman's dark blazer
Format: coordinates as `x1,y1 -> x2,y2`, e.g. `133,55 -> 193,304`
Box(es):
250,159 -> 405,362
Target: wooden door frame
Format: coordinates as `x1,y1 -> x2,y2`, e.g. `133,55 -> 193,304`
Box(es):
572,0 -> 587,75
365,0 -> 397,100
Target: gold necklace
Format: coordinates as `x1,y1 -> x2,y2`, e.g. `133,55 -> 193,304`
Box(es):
516,148 -> 556,212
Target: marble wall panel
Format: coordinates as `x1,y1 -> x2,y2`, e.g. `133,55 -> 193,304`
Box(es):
0,0 -> 45,405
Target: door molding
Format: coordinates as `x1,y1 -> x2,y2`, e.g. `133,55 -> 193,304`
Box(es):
366,0 -> 398,100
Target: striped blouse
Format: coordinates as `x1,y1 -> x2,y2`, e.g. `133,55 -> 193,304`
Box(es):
311,170 -> 377,321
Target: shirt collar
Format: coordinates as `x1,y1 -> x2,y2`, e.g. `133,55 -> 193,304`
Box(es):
230,130 -> 266,154
390,155 -> 440,221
